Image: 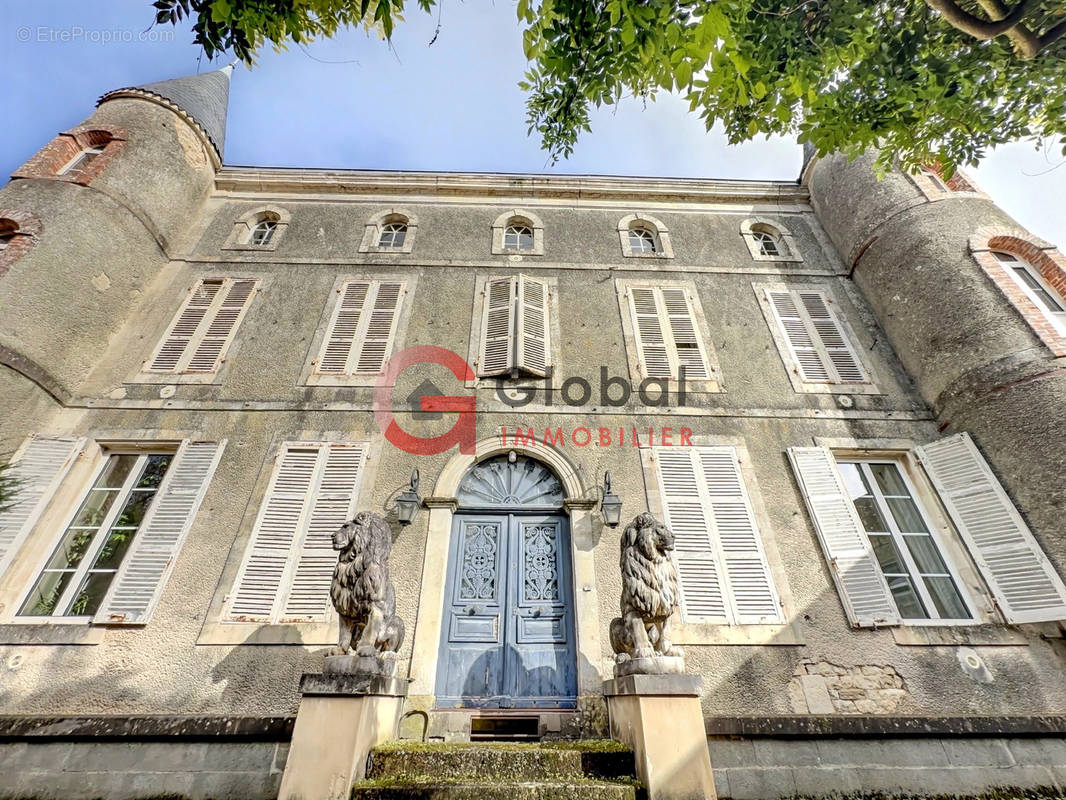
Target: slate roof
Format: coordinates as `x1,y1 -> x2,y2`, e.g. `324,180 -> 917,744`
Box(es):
98,64 -> 234,161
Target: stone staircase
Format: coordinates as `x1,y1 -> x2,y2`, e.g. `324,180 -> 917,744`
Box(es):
351,740 -> 641,799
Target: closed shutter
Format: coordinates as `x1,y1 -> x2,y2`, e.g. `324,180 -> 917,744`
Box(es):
628,287 -> 672,378
917,433 -> 1066,623
95,440 -> 224,624
355,282 -> 404,374
516,275 -> 551,377
228,442 -> 366,623
147,278 -> 258,374
316,281 -> 406,375
318,281 -> 370,373
661,288 -> 710,379
766,288 -> 867,384
478,277 -> 516,376
787,446 -> 901,627
0,436 -> 84,578
655,447 -> 781,624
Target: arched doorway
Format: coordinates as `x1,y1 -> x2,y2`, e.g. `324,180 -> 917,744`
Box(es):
434,453 -> 578,709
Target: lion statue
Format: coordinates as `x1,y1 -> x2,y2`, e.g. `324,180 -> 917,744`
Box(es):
329,511 -> 405,661
609,512 -> 683,665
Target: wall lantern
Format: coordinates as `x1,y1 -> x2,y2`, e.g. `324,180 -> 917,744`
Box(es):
601,471 -> 623,528
396,468 -> 422,526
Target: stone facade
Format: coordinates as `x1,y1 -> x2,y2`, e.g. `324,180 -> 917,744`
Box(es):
1,67 -> 1066,799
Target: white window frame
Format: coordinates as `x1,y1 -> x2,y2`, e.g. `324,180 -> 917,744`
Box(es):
491,210 -> 545,256
248,218 -> 278,246
58,145 -> 105,175
740,217 -> 802,263
617,213 -> 673,258
378,221 -> 408,249
360,209 -> 418,254
994,251 -> 1066,337
223,206 -> 291,252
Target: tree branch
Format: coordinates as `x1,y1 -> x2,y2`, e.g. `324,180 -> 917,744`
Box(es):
924,0 -> 1035,39
1036,17 -> 1066,51
975,0 -> 1043,57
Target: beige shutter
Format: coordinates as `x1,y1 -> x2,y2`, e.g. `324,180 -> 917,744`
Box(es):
917,433 -> 1066,623
478,277 -> 516,376
0,436 -> 84,578
95,440 -> 224,625
766,289 -> 867,384
628,287 -> 673,378
147,278 -> 257,374
355,282 -> 404,374
516,275 -> 551,377
318,281 -> 370,374
787,446 -> 901,627
661,288 -> 710,379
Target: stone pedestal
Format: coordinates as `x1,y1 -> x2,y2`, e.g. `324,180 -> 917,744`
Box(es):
276,671 -> 408,800
604,673 -> 717,800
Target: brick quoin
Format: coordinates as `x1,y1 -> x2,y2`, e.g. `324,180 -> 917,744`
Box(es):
11,125 -> 127,187
0,210 -> 42,280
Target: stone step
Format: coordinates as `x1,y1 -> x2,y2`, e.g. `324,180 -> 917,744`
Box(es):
350,777 -> 637,800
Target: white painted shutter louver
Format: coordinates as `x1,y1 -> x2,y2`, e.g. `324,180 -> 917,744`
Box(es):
95,440 -> 224,625
516,275 -> 551,377
0,436 -> 84,578
355,282 -> 404,374
149,280 -> 222,371
661,288 -> 710,380
787,446 -> 901,628
316,281 -> 405,375
319,281 -> 369,373
766,289 -> 867,384
479,277 -> 516,376
655,447 -> 781,624
148,279 -> 257,373
187,280 -> 256,372
629,287 -> 672,379
917,433 -> 1066,623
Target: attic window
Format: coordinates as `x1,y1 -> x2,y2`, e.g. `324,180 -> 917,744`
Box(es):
378,221 -> 408,249
59,145 -> 105,176
503,223 -> 534,252
628,226 -> 658,254
250,219 -> 278,246
753,228 -> 783,257
0,219 -> 17,250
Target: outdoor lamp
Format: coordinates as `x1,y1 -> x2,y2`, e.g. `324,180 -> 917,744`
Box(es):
601,471 -> 623,528
396,468 -> 422,526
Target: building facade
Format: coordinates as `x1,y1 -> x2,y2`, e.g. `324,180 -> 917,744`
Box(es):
3,66 -> 1066,799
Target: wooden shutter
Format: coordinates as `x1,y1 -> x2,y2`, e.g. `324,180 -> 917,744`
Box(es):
147,278 -> 257,374
766,288 -> 867,384
479,277 -> 516,376
0,436 -> 84,578
355,282 -> 404,374
516,275 -> 551,377
655,447 -> 781,624
788,446 -> 901,627
95,440 -> 224,625
661,288 -> 710,379
228,442 -> 366,623
318,281 -> 370,373
917,433 -> 1066,623
316,281 -> 405,375
628,287 -> 672,378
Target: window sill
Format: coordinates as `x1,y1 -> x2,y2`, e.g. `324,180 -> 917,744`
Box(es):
221,243 -> 279,252
891,624 -> 1027,647
303,374 -> 390,388
128,372 -> 222,386
622,251 -> 673,259
673,621 -> 804,646
0,623 -> 105,645
198,620 -> 336,646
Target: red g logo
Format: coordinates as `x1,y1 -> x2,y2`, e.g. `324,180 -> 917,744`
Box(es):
374,346 -> 477,455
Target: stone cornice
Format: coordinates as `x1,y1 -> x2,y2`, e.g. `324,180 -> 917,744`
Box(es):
215,167 -> 809,206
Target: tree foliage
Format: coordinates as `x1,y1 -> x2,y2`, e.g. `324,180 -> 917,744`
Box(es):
153,0 -> 1066,174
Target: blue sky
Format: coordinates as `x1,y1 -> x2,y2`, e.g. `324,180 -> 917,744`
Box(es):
2,0 -> 1063,249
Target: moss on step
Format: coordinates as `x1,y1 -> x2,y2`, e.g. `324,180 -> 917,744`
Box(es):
377,738 -> 628,752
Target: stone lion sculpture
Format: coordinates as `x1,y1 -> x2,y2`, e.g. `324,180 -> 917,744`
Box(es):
609,512 -> 683,666
330,511 -> 405,661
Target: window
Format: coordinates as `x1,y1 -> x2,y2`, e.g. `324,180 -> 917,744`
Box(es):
249,219 -> 278,246
741,218 -> 800,262
224,207 -> 290,251
922,167 -> 951,193
58,145 -> 105,176
10,439 -> 223,625
227,442 -> 367,623
653,446 -> 782,625
753,229 -> 781,257
617,214 -> 673,258
628,227 -> 657,254
0,219 -> 16,251
314,279 -> 407,377
789,434 -> 1066,628
994,251 -> 1066,335
477,274 -> 551,378
620,283 -> 714,383
145,278 -> 258,375
503,224 -> 534,252
378,221 -> 407,249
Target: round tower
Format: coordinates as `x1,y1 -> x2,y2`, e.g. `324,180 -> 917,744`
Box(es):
0,65 -> 233,400
805,147 -> 1066,554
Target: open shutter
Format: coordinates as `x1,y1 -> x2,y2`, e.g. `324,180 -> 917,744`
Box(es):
797,291 -> 867,383
788,447 -> 901,627
628,287 -> 673,379
479,277 -> 516,376
516,275 -> 551,377
917,433 -> 1066,623
0,436 -> 84,578
699,448 -> 781,624
318,281 -> 370,374
355,282 -> 404,374
661,288 -> 710,380
187,279 -> 257,372
95,440 -> 224,625
655,449 -> 726,621
148,279 -> 223,372
282,443 -> 366,620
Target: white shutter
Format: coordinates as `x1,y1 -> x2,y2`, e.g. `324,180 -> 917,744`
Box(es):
917,433 -> 1066,623
318,281 -> 370,374
95,440 -> 224,625
355,282 -> 404,374
148,279 -> 223,372
516,275 -> 551,377
479,277 -> 516,376
766,289 -> 867,384
187,279 -> 256,372
661,288 -> 710,380
628,287 -> 673,379
787,446 -> 901,627
0,436 -> 84,578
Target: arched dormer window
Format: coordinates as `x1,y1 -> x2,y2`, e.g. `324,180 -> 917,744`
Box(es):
0,211 -> 42,278
13,126 -> 125,186
492,210 -> 544,255
223,206 -> 291,251
618,214 -> 673,258
361,210 -> 418,253
741,218 -> 801,262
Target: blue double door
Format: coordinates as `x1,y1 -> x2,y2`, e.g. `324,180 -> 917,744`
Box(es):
435,512 -> 577,709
